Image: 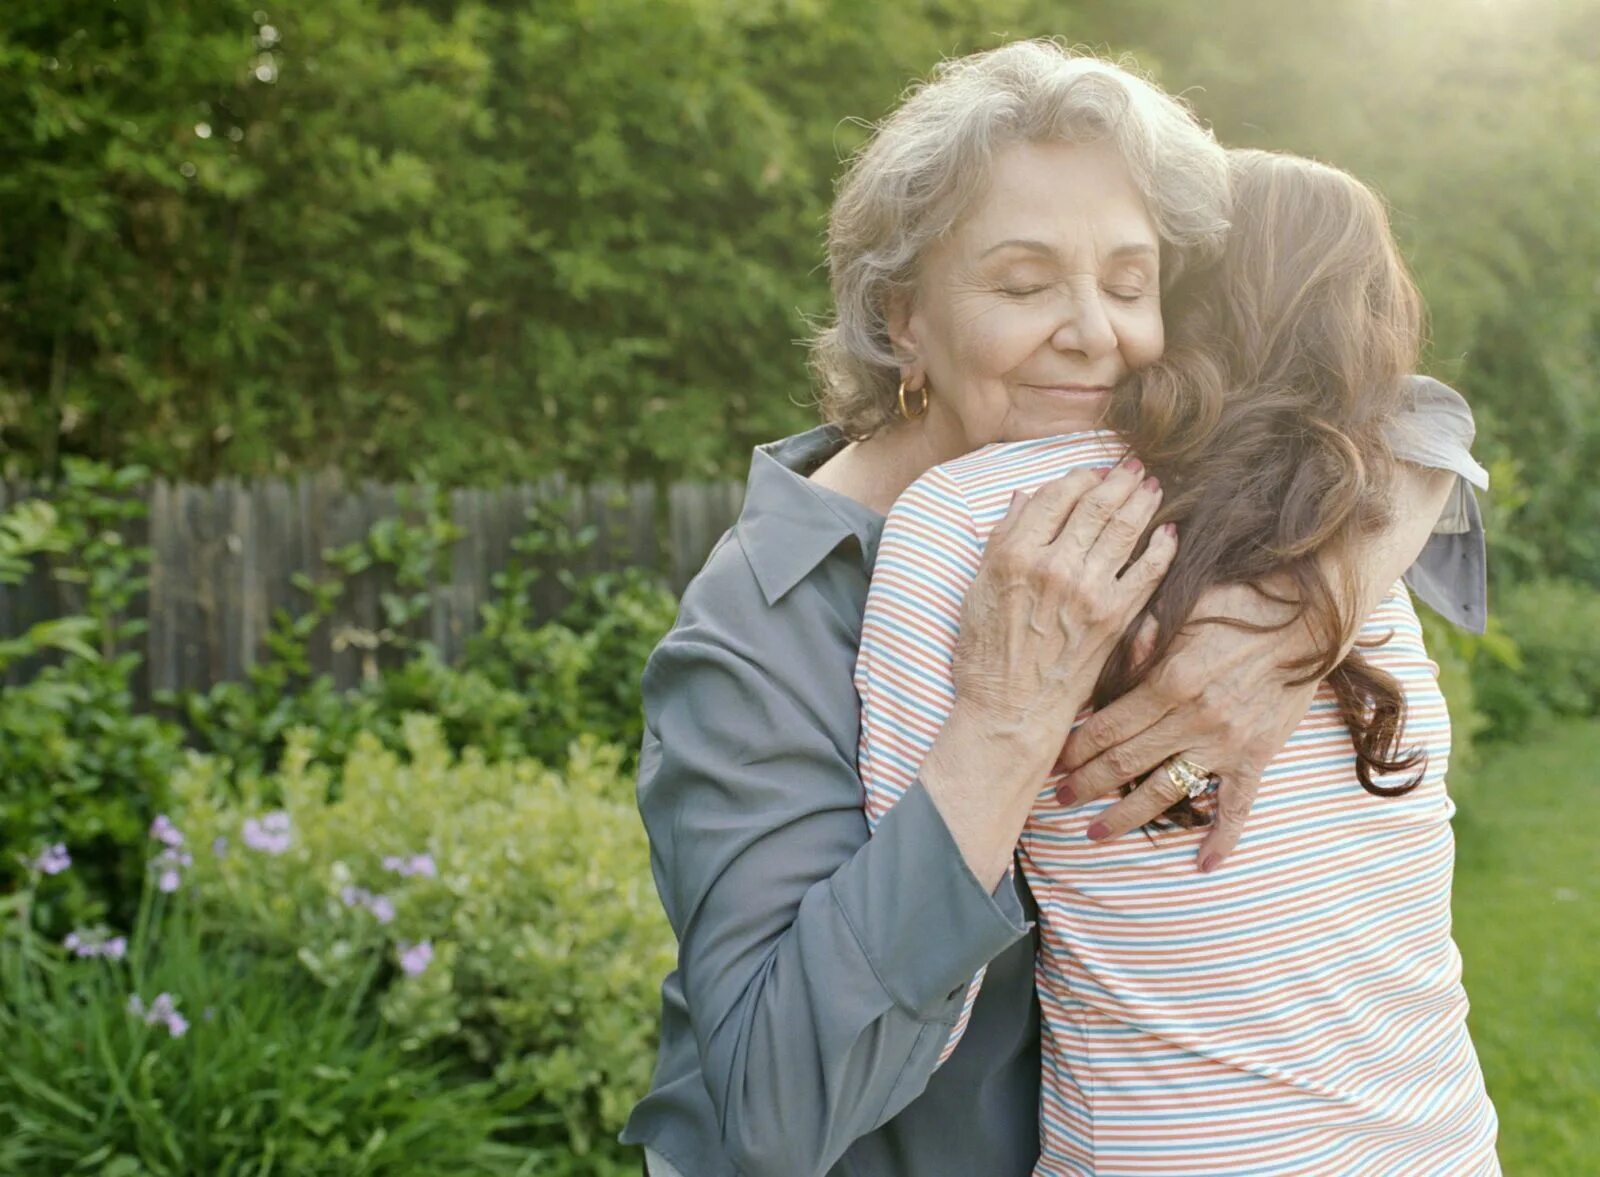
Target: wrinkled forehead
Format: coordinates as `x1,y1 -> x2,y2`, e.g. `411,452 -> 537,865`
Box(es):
915,139 -> 1164,281
939,139 -> 1161,269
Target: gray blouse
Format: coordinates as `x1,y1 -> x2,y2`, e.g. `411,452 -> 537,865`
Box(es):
622,380 -> 1488,1177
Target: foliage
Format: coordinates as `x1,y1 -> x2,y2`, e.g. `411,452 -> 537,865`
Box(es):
2,465 -> 673,1170
1415,606 -> 1496,780
1,865 -> 530,1174
164,489 -> 676,777
169,718 -> 674,1174
463,565 -> 678,766
0,462 -> 186,932
4,1 -> 1596,586
0,0 -> 1051,486
1471,578 -> 1600,743
1085,0 -> 1600,583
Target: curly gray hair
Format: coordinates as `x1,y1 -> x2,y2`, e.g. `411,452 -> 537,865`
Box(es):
810,40 -> 1231,439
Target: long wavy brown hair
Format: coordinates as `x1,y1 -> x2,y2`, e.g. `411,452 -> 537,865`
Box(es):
1101,148 -> 1429,826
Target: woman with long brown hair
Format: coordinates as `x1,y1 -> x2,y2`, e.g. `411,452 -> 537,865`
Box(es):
857,148 -> 1499,1173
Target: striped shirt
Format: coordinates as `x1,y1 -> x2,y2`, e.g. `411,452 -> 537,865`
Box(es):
857,432 -> 1499,1176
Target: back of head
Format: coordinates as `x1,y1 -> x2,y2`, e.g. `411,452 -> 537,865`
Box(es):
1105,149 -> 1428,821
1214,149 -> 1423,444
1112,148 -> 1423,580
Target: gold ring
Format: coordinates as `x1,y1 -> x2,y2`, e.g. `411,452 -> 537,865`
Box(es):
1163,756 -> 1219,801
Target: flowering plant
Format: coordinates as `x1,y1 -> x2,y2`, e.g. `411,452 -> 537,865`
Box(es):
1,810 -> 519,1173
168,714 -> 672,1172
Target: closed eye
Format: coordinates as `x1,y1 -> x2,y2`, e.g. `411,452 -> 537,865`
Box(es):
1104,287 -> 1146,303
998,286 -> 1049,298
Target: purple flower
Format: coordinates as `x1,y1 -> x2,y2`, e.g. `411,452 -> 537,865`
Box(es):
241,811 -> 292,855
212,835 -> 229,857
149,815 -> 185,848
397,940 -> 433,977
64,927 -> 127,960
382,852 -> 437,879
30,843 -> 71,875
151,846 -> 193,893
338,884 -> 395,924
128,991 -> 188,1038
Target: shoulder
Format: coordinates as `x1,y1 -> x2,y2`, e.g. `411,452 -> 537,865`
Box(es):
646,521 -> 867,716
896,431 -> 1127,541
637,523 -> 868,816
936,431 -> 1126,501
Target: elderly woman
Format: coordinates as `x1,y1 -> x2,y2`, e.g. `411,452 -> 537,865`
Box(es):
622,42 -> 1487,1177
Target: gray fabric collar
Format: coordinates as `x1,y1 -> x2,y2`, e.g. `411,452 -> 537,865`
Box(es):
737,425 -> 884,606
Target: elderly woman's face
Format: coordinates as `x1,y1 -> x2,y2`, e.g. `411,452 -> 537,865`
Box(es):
893,138 -> 1164,448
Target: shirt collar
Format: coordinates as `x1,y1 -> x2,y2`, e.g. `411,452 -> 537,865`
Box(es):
737,425 -> 884,606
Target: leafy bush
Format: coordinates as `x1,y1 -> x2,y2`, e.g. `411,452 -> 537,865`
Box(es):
464,567 -> 677,767
1473,578 -> 1600,742
1,871 -> 528,1174
0,463 -> 186,930
168,717 -> 673,1175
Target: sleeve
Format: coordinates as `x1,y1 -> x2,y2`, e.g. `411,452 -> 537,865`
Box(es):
856,467 -> 991,1068
1386,375 -> 1490,633
636,546 -> 1029,1177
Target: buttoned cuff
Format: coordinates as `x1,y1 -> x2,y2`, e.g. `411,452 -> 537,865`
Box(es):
829,781 -> 1029,1020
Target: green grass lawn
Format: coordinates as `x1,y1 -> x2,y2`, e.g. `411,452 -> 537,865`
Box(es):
1452,719 -> 1600,1175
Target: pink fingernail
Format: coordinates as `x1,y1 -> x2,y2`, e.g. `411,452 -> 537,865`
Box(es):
1121,457 -> 1143,475
1095,467 -> 1110,480
1055,782 -> 1076,807
1142,475 -> 1161,493
1086,821 -> 1109,842
1199,854 -> 1219,873
1162,522 -> 1178,538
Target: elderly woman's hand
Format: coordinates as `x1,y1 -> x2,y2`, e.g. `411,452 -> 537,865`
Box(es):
918,457 -> 1178,888
952,457 -> 1176,770
1054,580 -> 1319,870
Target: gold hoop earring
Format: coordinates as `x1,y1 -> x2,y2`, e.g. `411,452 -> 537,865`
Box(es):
897,379 -> 929,421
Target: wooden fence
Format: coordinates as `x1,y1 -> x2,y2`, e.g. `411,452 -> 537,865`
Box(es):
0,471 -> 747,702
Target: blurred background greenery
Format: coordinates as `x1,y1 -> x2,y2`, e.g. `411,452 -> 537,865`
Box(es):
3,0 -> 1597,591
1,0 -> 1597,1173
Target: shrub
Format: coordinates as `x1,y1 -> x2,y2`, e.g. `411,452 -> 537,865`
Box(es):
465,567 -> 677,767
1474,578 -> 1600,742
0,464 -> 186,931
169,717 -> 673,1174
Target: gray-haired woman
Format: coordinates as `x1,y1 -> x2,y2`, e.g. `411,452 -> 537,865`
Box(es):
622,41 -> 1487,1177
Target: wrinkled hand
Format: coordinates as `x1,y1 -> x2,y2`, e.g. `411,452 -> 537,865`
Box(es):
1055,581 -> 1319,871
952,458 -> 1176,782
